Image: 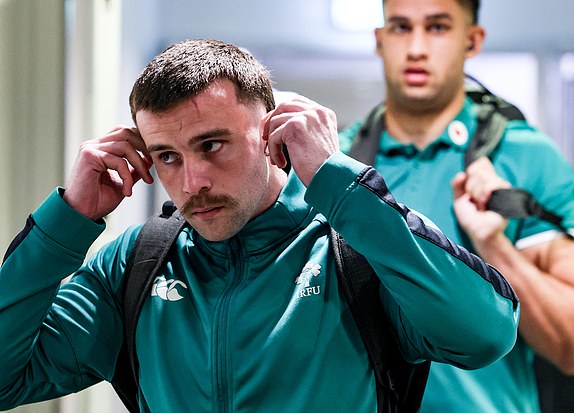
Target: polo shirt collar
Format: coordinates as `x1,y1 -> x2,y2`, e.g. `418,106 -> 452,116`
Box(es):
380,97 -> 478,156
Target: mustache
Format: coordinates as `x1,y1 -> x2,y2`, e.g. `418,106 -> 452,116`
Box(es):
180,192 -> 238,216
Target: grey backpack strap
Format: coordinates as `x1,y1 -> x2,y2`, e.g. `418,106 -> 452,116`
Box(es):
464,93 -> 570,236
465,73 -> 526,123
348,103 -> 386,165
111,201 -> 186,412
330,228 -> 430,413
464,105 -> 507,167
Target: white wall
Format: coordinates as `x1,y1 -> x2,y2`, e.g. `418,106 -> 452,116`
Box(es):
144,0 -> 574,55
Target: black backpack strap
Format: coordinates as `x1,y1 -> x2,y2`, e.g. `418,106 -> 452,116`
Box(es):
348,103 -> 386,165
486,190 -> 570,236
111,201 -> 186,412
330,228 -> 430,413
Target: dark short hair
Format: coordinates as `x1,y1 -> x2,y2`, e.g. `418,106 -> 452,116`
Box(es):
129,39 -> 275,123
462,0 -> 480,24
382,0 -> 480,24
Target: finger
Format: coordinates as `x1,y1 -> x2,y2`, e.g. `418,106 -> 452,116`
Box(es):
93,150 -> 135,196
466,156 -> 491,174
271,97 -> 316,117
127,127 -> 152,161
262,110 -> 289,168
451,172 -> 467,199
268,138 -> 287,168
464,177 -> 489,211
98,127 -> 150,159
260,110 -> 275,143
87,139 -> 154,185
266,122 -> 287,167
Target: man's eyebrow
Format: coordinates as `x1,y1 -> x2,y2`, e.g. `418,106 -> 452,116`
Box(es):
425,13 -> 453,21
386,15 -> 409,24
386,13 -> 453,24
147,128 -> 232,153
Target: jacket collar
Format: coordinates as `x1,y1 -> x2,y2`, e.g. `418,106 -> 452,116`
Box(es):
189,171 -> 315,255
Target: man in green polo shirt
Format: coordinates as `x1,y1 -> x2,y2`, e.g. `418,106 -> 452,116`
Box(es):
341,0 -> 574,412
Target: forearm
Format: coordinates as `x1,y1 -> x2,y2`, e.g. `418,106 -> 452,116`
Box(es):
306,152 -> 519,367
473,233 -> 574,374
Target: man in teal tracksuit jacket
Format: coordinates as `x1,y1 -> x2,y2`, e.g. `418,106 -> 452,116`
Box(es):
0,39 -> 518,412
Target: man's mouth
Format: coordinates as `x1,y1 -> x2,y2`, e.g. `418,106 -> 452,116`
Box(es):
191,206 -> 223,219
404,68 -> 430,86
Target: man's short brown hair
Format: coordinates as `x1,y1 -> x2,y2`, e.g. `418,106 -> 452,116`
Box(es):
129,39 -> 275,123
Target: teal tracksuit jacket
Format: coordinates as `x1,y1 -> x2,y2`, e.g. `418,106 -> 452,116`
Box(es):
0,152 -> 519,412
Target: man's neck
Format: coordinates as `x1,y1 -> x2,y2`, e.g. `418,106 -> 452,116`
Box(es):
385,91 -> 466,150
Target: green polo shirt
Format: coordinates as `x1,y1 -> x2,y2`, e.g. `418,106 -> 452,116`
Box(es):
341,97 -> 574,413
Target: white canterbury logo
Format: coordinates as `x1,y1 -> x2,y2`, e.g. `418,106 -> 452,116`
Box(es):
295,262 -> 322,298
151,276 -> 188,301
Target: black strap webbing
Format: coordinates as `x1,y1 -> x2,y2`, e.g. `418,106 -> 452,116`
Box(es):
330,229 -> 430,413
111,201 -> 185,413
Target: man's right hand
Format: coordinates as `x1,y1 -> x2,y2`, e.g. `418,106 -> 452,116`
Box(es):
63,126 -> 154,221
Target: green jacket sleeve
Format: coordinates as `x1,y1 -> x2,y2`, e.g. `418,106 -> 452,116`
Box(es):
305,151 -> 520,369
0,189 -> 127,409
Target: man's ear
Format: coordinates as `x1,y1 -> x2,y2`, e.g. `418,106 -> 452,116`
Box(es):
374,27 -> 384,58
465,25 -> 485,58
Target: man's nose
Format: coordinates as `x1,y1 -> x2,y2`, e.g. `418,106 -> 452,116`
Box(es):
407,28 -> 428,59
182,160 -> 211,196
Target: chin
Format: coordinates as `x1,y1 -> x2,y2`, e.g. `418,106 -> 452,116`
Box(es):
192,225 -> 241,242
201,233 -> 233,242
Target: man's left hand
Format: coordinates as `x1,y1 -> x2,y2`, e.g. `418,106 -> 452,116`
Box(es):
261,96 -> 339,187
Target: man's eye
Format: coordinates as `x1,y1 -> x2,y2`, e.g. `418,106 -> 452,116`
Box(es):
158,152 -> 179,164
203,141 -> 223,153
428,23 -> 448,33
388,23 -> 410,34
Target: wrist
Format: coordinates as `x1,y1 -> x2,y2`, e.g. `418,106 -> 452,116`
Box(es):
471,230 -> 510,260
61,187 -> 103,222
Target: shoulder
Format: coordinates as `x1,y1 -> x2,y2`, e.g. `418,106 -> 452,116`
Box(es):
504,120 -> 555,144
497,120 -> 566,165
82,223 -> 144,291
494,119 -> 573,185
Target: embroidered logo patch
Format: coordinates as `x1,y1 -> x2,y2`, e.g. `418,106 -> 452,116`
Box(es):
295,262 -> 322,298
151,276 -> 188,302
448,120 -> 469,146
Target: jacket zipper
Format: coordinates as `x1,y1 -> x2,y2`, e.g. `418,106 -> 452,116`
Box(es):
213,238 -> 244,413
